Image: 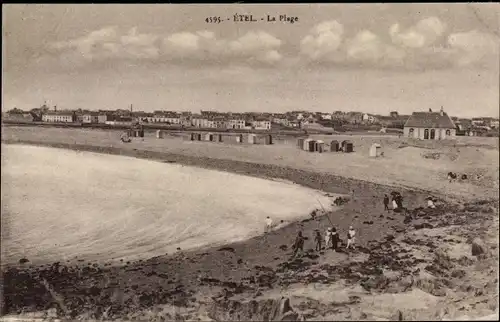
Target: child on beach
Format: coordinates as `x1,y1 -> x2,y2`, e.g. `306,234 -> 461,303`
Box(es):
265,216 -> 273,233
346,226 -> 356,250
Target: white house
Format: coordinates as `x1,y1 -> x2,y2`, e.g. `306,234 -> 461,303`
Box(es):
403,107 -> 456,140
252,118 -> 272,130
42,111 -> 75,123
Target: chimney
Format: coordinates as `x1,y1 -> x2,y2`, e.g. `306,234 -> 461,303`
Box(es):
440,106 -> 444,116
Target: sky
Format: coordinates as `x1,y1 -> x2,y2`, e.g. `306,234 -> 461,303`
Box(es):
2,3 -> 499,118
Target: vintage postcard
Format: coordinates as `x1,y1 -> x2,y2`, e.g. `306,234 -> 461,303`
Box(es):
1,3 -> 499,321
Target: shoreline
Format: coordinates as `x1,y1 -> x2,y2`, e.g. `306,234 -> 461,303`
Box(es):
1,139 -> 498,320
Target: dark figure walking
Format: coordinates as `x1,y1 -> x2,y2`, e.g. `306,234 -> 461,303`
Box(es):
314,230 -> 322,251
292,231 -> 305,258
383,194 -> 390,212
331,228 -> 339,251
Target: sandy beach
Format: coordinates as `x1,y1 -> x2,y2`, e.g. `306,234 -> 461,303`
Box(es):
1,126 -> 498,321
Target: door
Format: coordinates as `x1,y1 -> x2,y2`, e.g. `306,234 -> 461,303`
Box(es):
424,129 -> 429,140
430,129 -> 435,140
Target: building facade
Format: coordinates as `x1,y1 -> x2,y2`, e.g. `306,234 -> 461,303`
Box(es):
42,111 -> 76,123
403,108 -> 456,140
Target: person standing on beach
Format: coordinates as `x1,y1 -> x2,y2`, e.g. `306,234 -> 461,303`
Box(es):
265,216 -> 273,233
314,230 -> 322,251
346,226 -> 356,250
325,228 -> 332,249
292,231 -> 305,258
331,228 -> 339,251
383,194 -> 390,212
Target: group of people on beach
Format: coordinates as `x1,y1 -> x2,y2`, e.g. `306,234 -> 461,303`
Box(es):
291,226 -> 356,258
264,215 -> 356,259
383,192 -> 404,212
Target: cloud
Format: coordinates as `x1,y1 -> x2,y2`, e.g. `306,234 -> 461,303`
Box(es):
45,19 -> 498,71
163,30 -> 283,65
300,20 -> 344,61
390,17 -> 447,48
300,17 -> 497,70
47,26 -> 159,64
47,27 -> 283,68
447,30 -> 499,67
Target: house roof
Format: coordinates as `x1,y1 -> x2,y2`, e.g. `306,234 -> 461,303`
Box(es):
404,112 -> 455,129
44,111 -> 74,116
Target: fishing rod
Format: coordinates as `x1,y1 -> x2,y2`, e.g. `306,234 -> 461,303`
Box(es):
316,198 -> 335,227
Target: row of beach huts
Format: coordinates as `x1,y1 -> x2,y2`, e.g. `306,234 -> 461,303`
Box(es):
297,138 -> 354,153
156,130 -> 274,145
153,130 -> 385,157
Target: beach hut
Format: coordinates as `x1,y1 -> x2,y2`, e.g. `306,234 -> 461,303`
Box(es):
156,130 -> 164,139
303,138 -> 311,151
315,140 -> 325,153
139,129 -> 144,138
369,143 -> 382,157
205,133 -> 214,142
218,134 -> 224,142
190,133 -> 196,141
264,134 -> 273,145
330,140 -> 340,152
248,134 -> 257,144
297,138 -> 305,149
341,140 -> 354,153
236,134 -> 243,143
308,139 -> 316,152
196,133 -> 202,141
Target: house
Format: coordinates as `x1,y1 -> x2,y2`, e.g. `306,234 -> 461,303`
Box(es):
212,116 -> 228,129
105,116 -> 133,126
403,107 -> 456,140
82,112 -> 107,124
228,118 -> 246,129
362,113 -> 379,124
191,114 -> 210,128
180,112 -> 192,127
252,117 -> 272,130
345,112 -> 363,124
320,113 -> 332,120
4,109 -> 35,122
42,111 -> 76,123
164,112 -> 181,125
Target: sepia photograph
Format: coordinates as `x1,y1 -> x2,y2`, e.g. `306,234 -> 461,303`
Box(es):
1,3 -> 499,321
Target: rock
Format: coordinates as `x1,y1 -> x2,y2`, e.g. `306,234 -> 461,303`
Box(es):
280,311 -> 300,321
218,247 -> 235,253
471,238 -> 486,256
19,258 -> 30,264
414,223 -> 434,230
451,269 -> 466,279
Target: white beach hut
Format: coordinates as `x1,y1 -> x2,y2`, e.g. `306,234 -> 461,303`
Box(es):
369,143 -> 382,157
156,130 -> 164,139
248,134 -> 257,144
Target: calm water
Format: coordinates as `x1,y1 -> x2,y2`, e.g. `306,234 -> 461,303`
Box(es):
1,144 -> 334,265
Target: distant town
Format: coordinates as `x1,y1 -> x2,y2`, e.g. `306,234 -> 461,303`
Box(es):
2,103 -> 499,137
